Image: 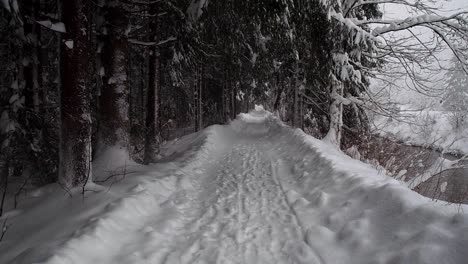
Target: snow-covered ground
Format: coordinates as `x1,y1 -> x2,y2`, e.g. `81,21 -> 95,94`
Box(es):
372,106 -> 468,154
1,107 -> 468,264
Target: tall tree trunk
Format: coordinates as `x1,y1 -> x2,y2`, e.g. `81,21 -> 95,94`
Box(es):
198,67 -> 203,130
300,93 -> 304,129
231,80 -> 236,120
223,67 -> 231,121
23,5 -> 34,111
22,0 -> 42,112
32,0 -> 42,112
222,76 -> 226,121
100,4 -> 129,150
143,48 -> 160,162
193,67 -> 203,131
273,74 -> 283,111
144,4 -> 161,163
324,79 -> 343,147
60,0 -> 92,188
291,61 -> 299,127
0,159 -> 8,217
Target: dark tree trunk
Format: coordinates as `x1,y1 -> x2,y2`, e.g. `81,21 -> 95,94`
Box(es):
223,67 -> 231,121
0,159 -> 8,217
193,67 -> 203,131
299,93 -> 304,129
290,61 -> 299,127
100,4 -> 129,149
198,67 -> 203,130
32,0 -> 42,112
273,74 -> 283,111
230,80 -> 236,120
193,70 -> 199,131
23,5 -> 34,111
144,6 -> 161,164
21,0 -> 42,112
59,0 -> 92,188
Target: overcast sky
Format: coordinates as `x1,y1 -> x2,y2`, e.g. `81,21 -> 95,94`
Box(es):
382,0 -> 468,20
370,0 -> 468,106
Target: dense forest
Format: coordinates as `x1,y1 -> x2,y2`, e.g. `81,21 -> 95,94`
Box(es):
1,1 -> 468,263
0,0 -> 467,206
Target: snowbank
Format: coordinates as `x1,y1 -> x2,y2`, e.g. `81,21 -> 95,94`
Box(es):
234,109 -> 468,264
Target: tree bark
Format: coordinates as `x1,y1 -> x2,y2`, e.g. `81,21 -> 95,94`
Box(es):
299,93 -> 304,129
324,79 -> 344,147
59,0 -> 92,188
100,4 -> 129,149
193,67 -> 204,131
273,73 -> 283,111
291,61 -> 299,127
32,0 -> 42,112
144,5 -> 161,163
198,67 -> 203,130
230,81 -> 236,120
23,4 -> 35,111
0,159 -> 8,217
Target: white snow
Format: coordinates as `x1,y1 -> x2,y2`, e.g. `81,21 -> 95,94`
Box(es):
1,0 -> 9,11
37,20 -> 66,33
440,182 -> 448,193
107,74 -> 127,86
0,110 -> 15,134
372,107 -> 468,154
187,0 -> 209,21
64,40 -> 74,49
1,108 -> 468,263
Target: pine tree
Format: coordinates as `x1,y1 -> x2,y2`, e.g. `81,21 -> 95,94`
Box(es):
443,57 -> 468,129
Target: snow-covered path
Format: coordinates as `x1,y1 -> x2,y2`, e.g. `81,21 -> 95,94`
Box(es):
143,140 -> 321,264
2,107 -> 468,264
89,114 -> 324,263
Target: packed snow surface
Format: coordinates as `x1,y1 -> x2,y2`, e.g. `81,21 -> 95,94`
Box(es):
1,107 -> 468,264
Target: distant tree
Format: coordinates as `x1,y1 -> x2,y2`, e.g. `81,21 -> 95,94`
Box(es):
443,56 -> 468,130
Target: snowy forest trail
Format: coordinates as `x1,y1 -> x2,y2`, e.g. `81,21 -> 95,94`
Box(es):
99,110 -> 324,264
142,139 -> 322,264
6,107 -> 467,264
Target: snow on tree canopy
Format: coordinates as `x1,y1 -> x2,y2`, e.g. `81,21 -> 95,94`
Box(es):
187,0 -> 209,21
37,20 -> 66,33
1,0 -> 10,11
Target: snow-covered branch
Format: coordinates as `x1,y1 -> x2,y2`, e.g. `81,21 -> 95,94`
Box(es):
371,12 -> 468,36
344,0 -> 435,16
129,36 -> 176,46
36,20 -> 66,33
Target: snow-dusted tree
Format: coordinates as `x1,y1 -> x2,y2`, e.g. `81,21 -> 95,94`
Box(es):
99,1 -> 130,153
443,56 -> 468,130
60,0 -> 92,188
323,0 -> 468,147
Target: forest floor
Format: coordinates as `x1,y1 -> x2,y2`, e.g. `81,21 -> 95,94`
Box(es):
1,106 -> 468,264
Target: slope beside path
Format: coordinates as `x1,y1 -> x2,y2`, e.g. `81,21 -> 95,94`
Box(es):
2,107 -> 468,264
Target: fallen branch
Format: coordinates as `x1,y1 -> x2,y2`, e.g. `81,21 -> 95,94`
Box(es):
0,217 -> 8,242
94,170 -> 137,184
14,173 -> 33,208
